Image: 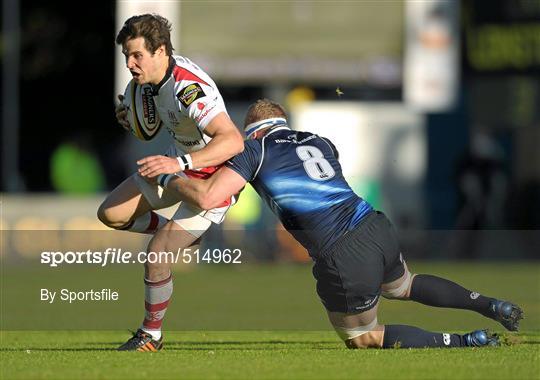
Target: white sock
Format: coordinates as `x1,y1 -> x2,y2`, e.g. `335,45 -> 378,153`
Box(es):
140,328 -> 162,340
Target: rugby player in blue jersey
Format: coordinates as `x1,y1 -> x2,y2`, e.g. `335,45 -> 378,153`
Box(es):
138,99 -> 523,349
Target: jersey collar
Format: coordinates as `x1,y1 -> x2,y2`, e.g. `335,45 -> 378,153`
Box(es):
265,125 -> 291,136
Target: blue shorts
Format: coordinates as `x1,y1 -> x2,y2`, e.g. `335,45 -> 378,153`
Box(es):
312,211 -> 405,313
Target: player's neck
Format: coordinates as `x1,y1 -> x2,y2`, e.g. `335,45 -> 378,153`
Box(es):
150,56 -> 173,86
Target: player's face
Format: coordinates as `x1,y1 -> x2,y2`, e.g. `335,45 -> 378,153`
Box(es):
122,37 -> 165,85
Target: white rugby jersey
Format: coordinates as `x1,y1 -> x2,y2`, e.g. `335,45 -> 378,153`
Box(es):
150,55 -> 227,155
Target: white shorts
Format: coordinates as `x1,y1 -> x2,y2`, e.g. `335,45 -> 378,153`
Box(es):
133,166 -> 232,238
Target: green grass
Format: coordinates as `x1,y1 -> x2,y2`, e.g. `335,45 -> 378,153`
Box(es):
1,262 -> 539,379
1,331 -> 539,380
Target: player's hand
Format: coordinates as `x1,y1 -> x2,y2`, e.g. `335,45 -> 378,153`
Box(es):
115,94 -> 130,131
137,155 -> 182,182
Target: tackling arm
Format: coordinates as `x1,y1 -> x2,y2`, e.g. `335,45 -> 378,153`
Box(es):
167,166 -> 247,210
136,112 -> 243,179
190,112 -> 244,169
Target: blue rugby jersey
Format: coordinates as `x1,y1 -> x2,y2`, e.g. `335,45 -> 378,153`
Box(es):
225,125 -> 373,258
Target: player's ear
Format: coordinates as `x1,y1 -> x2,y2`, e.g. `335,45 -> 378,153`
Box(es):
154,45 -> 166,57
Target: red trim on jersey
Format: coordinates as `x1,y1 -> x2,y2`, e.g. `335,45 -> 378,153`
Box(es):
145,300 -> 170,312
173,66 -> 210,87
184,165 -> 232,207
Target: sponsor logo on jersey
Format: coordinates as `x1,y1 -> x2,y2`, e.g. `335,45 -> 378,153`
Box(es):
142,87 -> 157,124
197,102 -> 205,110
195,105 -> 216,123
175,138 -> 201,147
275,135 -> 316,145
177,83 -> 206,107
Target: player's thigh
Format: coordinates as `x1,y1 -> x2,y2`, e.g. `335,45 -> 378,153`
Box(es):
381,260 -> 415,299
99,174 -> 180,222
371,212 -> 414,299
327,301 -> 383,348
369,211 -> 408,284
327,301 -> 379,338
171,202 -> 215,240
312,238 -> 383,314
98,175 -> 153,224
147,202 -> 213,253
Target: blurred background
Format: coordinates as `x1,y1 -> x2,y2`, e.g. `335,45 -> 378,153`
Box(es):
1,0 -> 539,261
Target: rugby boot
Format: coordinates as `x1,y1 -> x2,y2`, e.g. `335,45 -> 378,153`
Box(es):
489,300 -> 523,331
463,329 -> 499,347
117,329 -> 163,352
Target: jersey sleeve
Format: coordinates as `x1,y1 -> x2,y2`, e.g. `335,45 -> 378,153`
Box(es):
225,140 -> 263,181
174,68 -> 227,131
321,136 -> 340,160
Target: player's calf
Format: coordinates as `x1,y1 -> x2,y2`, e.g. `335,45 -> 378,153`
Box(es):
408,274 -> 524,331
342,323 -> 500,349
382,325 -> 500,348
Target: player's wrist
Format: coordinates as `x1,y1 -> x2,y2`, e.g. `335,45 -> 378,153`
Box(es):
176,154 -> 193,171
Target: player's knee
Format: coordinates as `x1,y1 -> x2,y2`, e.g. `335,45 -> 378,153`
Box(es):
382,272 -> 415,300
97,203 -> 131,229
147,228 -> 177,253
346,330 -> 382,349
381,287 -> 408,300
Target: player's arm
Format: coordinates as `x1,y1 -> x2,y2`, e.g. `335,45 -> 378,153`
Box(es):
136,113 -> 243,180
179,80 -> 244,168
189,112 -> 244,169
167,167 -> 246,210
137,78 -> 243,178
159,140 -> 261,209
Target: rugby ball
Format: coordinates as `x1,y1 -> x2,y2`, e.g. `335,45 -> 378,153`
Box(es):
123,80 -> 163,141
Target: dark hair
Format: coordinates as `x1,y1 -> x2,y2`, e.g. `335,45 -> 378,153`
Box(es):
116,14 -> 174,55
244,99 -> 288,127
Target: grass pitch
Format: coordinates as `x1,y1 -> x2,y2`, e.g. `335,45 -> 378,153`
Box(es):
1,331 -> 539,380
1,262 -> 539,379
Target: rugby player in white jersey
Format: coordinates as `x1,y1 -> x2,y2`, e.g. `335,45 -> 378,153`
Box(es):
97,14 -> 243,351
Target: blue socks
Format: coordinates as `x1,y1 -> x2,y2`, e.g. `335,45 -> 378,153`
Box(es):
410,274 -> 495,318
382,325 -> 465,348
